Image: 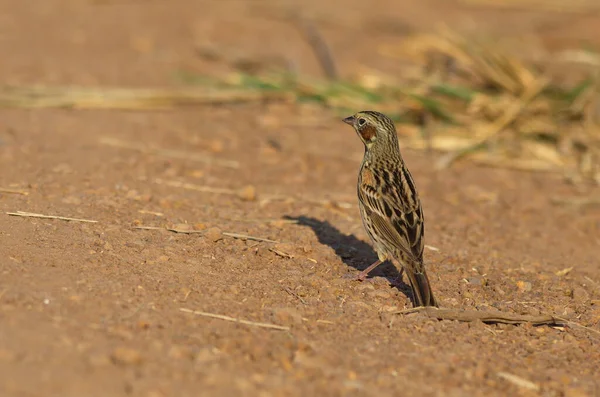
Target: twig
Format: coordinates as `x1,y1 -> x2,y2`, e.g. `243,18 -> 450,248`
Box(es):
496,372 -> 540,392
291,13 -> 338,80
221,232 -> 279,243
282,286 -> 307,305
424,245 -> 440,252
550,196 -> 600,208
138,210 -> 165,217
135,225 -> 279,243
180,308 -> 290,331
270,248 -> 294,258
0,188 -> 28,195
7,211 -> 98,223
134,226 -> 204,234
394,306 -> 566,326
101,138 -> 239,169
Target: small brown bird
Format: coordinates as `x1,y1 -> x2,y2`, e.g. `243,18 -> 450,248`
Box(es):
343,110 -> 438,307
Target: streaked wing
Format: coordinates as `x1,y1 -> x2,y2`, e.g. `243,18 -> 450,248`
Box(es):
358,166 -> 424,262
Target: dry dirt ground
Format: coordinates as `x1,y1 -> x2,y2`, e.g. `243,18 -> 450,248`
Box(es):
1,1 -> 600,396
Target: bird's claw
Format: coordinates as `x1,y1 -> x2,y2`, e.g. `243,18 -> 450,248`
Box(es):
343,272 -> 368,282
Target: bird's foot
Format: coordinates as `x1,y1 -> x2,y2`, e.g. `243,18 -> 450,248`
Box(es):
342,271 -> 369,282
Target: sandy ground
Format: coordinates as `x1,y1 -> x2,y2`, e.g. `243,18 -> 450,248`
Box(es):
1,1 -> 600,396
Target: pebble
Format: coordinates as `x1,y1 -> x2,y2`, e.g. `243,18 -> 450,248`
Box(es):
237,185 -> 256,201
467,277 -> 484,286
204,227 -> 223,242
110,347 -> 143,366
516,281 -> 532,292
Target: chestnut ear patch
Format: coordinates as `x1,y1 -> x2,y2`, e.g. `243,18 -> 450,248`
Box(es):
359,125 -> 377,141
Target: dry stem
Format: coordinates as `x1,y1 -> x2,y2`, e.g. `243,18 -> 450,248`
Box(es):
394,306 -> 566,326
180,308 -> 290,331
0,188 -> 28,195
7,211 -> 98,223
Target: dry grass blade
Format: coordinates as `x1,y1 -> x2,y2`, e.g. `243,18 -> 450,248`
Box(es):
0,188 -> 28,195
180,308 -> 290,331
134,225 -> 279,243
100,137 -> 239,169
7,211 -> 98,223
221,232 -> 279,243
436,75 -> 548,169
496,372 -> 540,392
394,307 -> 566,326
270,248 -> 294,258
551,196 -> 600,207
0,86 -> 292,109
134,226 -> 204,234
458,0 -> 600,13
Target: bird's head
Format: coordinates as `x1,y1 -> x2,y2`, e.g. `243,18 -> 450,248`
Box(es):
342,110 -> 398,149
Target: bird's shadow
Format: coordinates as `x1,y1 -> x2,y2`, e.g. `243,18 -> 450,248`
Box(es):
286,215 -> 413,300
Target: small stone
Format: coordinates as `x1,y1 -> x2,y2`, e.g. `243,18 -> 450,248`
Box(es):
204,227 -> 223,242
137,320 -> 150,330
189,170 -> 204,179
467,277 -> 484,286
237,185 -> 257,201
516,281 -> 532,292
194,223 -> 207,230
172,223 -> 192,232
110,347 -> 143,366
208,139 -> 224,153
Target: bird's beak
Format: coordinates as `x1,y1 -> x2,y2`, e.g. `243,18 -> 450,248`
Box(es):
342,115 -> 355,126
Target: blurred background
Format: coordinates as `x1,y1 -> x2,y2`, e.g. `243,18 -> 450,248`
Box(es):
1,0 -> 599,182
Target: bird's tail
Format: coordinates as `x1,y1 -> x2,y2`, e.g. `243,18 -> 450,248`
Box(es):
405,267 -> 438,307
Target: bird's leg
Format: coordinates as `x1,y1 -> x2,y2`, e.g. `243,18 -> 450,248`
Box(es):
345,259 -> 383,281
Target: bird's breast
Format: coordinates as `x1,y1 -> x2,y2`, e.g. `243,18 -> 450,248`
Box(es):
360,166 -> 376,187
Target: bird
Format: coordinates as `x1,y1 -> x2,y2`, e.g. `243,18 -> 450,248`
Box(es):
342,110 -> 438,307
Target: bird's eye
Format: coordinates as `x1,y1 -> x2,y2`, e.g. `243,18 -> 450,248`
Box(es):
358,118 -> 366,126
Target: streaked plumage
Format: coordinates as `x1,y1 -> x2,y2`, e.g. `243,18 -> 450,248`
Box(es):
343,110 -> 438,307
